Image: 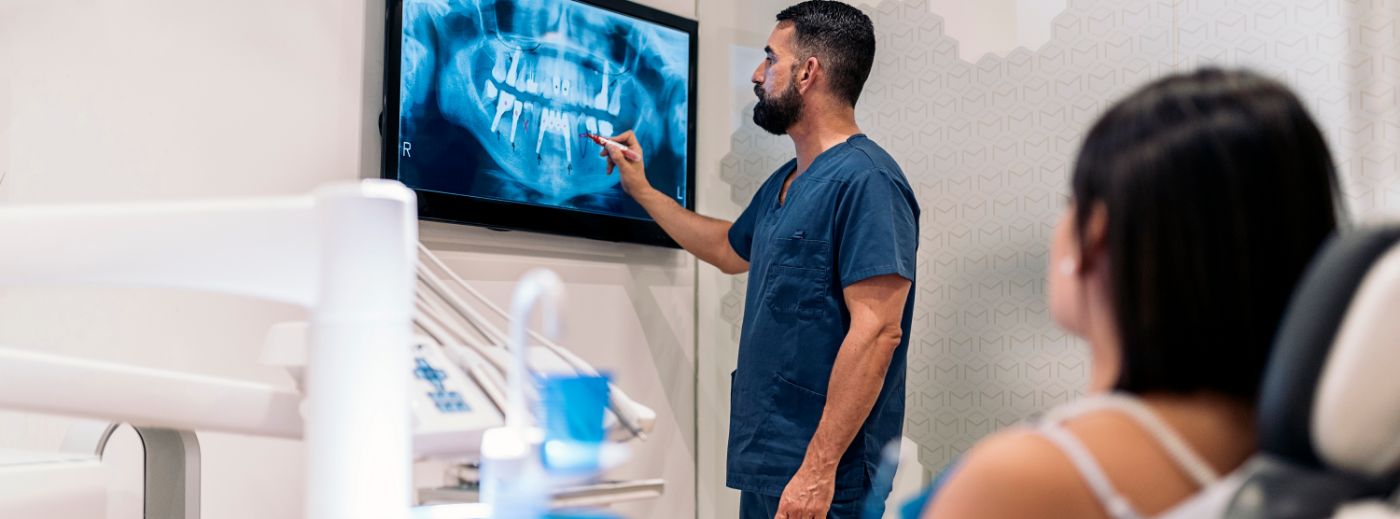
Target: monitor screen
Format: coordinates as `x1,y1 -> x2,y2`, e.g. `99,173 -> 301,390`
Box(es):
383,0 -> 697,247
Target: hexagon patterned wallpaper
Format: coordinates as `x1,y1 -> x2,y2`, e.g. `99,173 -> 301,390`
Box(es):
717,0 -> 1400,473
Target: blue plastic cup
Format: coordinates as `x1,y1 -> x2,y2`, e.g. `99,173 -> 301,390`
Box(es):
538,373 -> 610,471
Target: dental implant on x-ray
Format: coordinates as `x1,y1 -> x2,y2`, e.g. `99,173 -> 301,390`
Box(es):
399,0 -> 690,217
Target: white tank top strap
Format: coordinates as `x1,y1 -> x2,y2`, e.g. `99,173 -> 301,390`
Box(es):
1044,393 -> 1221,488
1035,393 -> 1231,519
1099,394 -> 1222,487
1037,421 -> 1145,519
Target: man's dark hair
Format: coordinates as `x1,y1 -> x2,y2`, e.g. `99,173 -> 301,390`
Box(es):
775,1 -> 876,107
1072,67 -> 1343,402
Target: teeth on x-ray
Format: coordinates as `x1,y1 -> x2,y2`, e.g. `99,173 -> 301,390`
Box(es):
537,108 -> 574,162
483,49 -> 630,151
510,99 -> 524,144
488,68 -> 620,149
594,61 -> 610,111
491,51 -> 507,84
608,84 -> 621,117
491,90 -> 516,135
506,50 -> 521,88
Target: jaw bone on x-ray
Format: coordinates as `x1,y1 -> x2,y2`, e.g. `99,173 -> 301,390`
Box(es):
399,0 -> 690,219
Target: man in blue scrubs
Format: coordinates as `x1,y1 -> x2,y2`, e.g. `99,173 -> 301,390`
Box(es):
599,2 -> 918,517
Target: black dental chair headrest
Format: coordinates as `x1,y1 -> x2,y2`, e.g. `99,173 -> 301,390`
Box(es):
1257,225 -> 1400,474
1228,225 -> 1400,519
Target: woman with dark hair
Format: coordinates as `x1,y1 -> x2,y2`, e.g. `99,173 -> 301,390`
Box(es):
922,68 -> 1343,518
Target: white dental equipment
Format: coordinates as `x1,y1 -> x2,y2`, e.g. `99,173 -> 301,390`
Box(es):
408,244 -> 657,450
0,180 -> 418,519
406,249 -> 664,515
0,180 -> 662,519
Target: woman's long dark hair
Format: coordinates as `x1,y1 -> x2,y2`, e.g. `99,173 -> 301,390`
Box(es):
1072,68 -> 1343,401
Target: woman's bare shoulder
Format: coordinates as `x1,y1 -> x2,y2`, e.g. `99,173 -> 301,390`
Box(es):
922,425 -> 1105,519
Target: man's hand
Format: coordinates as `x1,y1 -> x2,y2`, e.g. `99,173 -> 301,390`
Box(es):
775,464 -> 836,519
600,130 -> 652,197
593,129 -> 749,274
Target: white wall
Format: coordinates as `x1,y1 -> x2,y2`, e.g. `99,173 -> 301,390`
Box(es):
926,0 -> 1065,61
0,1 -> 697,518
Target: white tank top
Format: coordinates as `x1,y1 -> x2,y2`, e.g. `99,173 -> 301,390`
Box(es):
1036,394 -> 1247,519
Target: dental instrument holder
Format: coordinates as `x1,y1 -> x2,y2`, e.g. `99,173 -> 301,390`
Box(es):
480,268 -> 565,518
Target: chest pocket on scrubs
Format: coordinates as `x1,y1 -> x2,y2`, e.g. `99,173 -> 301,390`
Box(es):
762,236 -> 832,318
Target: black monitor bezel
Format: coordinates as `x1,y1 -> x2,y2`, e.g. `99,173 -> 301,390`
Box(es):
381,0 -> 698,248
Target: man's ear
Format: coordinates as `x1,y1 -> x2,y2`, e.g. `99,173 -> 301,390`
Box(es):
797,55 -> 820,94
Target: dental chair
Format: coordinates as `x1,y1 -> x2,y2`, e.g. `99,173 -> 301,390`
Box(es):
1225,225 -> 1400,519
0,181 -> 663,519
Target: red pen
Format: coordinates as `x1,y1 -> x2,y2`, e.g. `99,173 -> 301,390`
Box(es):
583,133 -> 641,162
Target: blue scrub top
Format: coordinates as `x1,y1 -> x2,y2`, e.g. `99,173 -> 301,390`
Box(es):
725,134 -> 920,500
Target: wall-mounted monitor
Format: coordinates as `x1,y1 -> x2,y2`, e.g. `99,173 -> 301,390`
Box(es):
383,0 -> 697,247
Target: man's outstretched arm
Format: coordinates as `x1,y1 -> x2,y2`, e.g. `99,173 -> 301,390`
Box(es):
602,130 -> 749,274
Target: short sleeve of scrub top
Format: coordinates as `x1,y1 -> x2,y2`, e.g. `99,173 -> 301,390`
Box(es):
835,170 -> 918,287
729,198 -> 759,262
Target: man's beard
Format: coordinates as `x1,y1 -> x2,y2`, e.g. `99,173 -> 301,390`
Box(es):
752,81 -> 803,135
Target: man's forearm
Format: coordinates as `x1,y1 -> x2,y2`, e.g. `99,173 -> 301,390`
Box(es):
632,187 -> 747,273
800,325 -> 900,473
